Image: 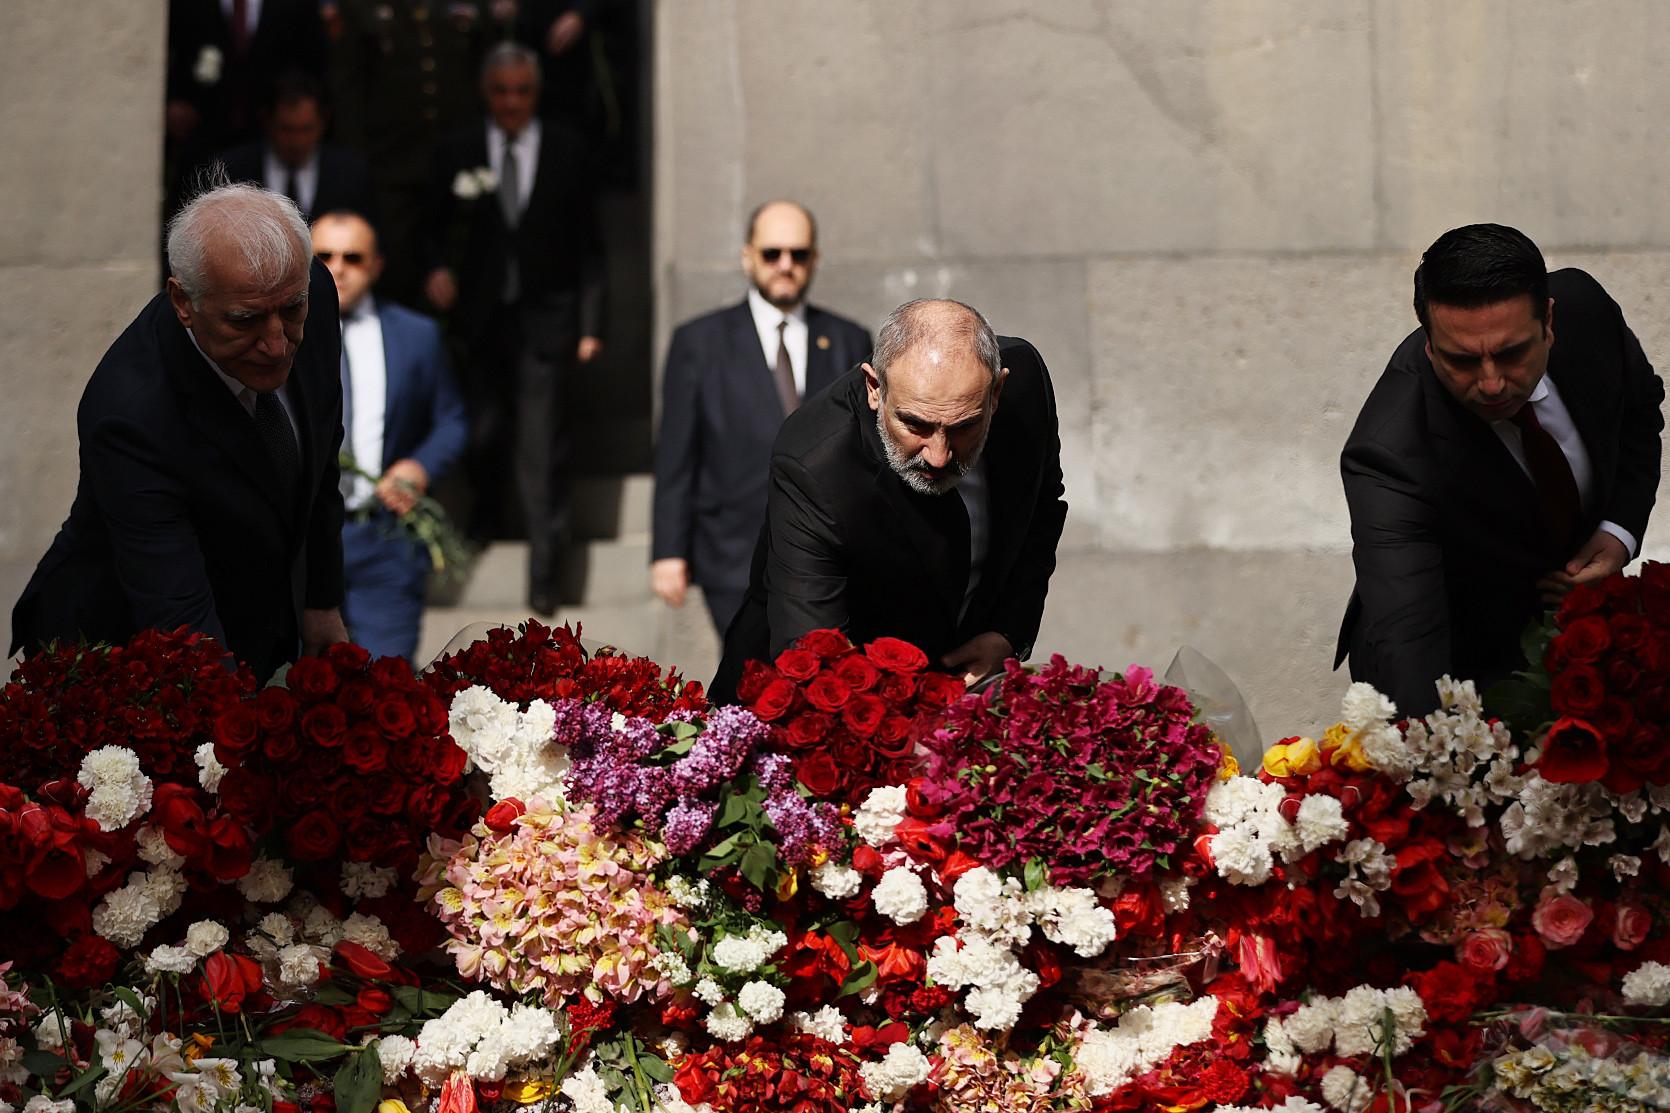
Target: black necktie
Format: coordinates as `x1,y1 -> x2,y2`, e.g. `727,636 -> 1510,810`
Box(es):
499,140 -> 522,302
254,390 -> 300,501
284,169 -> 302,215
773,319 -> 798,414
1511,402 -> 1581,552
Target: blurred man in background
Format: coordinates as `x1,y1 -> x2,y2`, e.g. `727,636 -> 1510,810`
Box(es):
220,71 -> 373,223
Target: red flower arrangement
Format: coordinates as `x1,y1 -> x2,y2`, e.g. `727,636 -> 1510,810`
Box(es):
735,629 -> 965,805
0,627 -> 254,794
213,643 -> 477,878
425,619 -> 707,722
673,1031 -> 869,1113
1535,562 -> 1670,792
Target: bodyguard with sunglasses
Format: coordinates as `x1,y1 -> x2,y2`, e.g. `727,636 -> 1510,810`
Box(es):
652,200 -> 871,635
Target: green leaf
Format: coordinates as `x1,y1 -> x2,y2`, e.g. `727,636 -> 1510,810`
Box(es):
334,1049 -> 384,1113
666,720 -> 701,741
638,1054 -> 674,1084
1521,614 -> 1556,672
310,984 -> 356,1006
391,986 -> 460,1017
1482,675 -> 1551,736
259,1030 -> 352,1062
824,920 -> 861,963
56,1061 -> 107,1099
836,961 -> 878,998
1023,858 -> 1048,891
738,840 -> 776,892
113,985 -> 147,1018
717,793 -> 752,828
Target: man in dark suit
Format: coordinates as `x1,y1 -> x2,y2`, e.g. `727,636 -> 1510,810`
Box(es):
712,299 -> 1068,701
1337,223 -> 1664,716
220,72 -> 374,223
313,211 -> 467,660
652,201 -> 871,635
12,184 -> 349,681
424,42 -> 606,615
166,0 -> 328,157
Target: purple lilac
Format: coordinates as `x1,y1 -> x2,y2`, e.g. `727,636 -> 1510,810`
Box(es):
763,791 -> 840,868
661,797 -> 718,856
752,752 -> 794,795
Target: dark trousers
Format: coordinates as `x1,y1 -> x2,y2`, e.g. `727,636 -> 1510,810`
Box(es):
341,515 -> 430,662
464,294 -> 579,595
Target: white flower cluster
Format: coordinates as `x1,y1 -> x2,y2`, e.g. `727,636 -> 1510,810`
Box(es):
169,1057 -> 253,1113
94,865 -> 186,948
340,862 -> 398,900
1260,1014 -> 1303,1077
664,874 -> 712,909
237,858 -> 295,903
810,859 -> 863,900
77,746 -> 153,832
1622,961 -> 1670,1007
1500,777 -> 1617,859
650,950 -> 693,986
556,1064 -> 699,1113
194,742 -> 227,794
711,926 -> 786,974
396,992 -> 560,1085
1282,985 -> 1426,1059
872,866 -> 928,925
703,1001 -> 752,1042
135,826 -> 184,868
858,1041 -> 930,1102
1205,778 -> 1347,886
1076,996 -> 1219,1097
1339,682 -> 1415,780
452,166 -> 499,200
1332,839 -> 1394,917
1211,1099 -> 1325,1113
790,1005 -> 846,1044
1319,1065 -> 1372,1113
926,933 -> 1038,1031
1028,884 -> 1119,958
854,785 -> 909,847
1402,677 -> 1521,826
952,868 -> 1032,947
448,687 -> 571,803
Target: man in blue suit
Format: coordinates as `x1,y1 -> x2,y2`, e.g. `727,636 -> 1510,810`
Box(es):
312,210 -> 468,660
651,201 -> 871,634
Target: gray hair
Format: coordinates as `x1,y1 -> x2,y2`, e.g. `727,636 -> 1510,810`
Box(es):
871,299 -> 1001,390
482,40 -> 541,84
166,172 -> 310,305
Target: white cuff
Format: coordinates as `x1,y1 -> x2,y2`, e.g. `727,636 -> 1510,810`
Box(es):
1599,520 -> 1638,560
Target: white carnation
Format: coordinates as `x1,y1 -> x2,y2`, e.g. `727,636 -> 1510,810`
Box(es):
1283,999 -> 1338,1055
184,920 -> 230,958
340,912 -> 399,958
92,878 -> 164,948
194,742 -> 226,793
790,1006 -> 846,1043
1294,794 -> 1350,853
811,860 -> 863,900
853,785 -> 909,846
277,943 -> 323,989
1340,683 -> 1396,732
559,1066 -> 614,1113
136,826 -> 185,868
703,1001 -> 752,1042
692,978 -> 724,1006
1320,1064 -> 1371,1113
143,944 -> 197,976
376,1035 -> 417,1083
872,867 -> 928,925
256,912 -> 296,946
1078,996 -> 1218,1097
77,746 -> 153,831
1210,826 -> 1273,886
238,858 -> 294,903
1030,886 -> 1117,958
340,862 -> 398,900
1623,961 -> 1670,1007
736,981 -> 785,1024
858,1042 -> 930,1101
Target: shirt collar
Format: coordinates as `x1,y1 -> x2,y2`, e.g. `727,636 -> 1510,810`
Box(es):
489,118 -> 541,150
343,294 -> 377,324
748,286 -> 807,329
1528,374 -> 1552,404
186,328 -> 254,406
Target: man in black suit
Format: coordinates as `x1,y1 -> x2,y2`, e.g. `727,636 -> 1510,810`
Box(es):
712,299 -> 1068,701
424,42 -> 606,614
219,72 -> 374,224
166,0 -> 327,157
11,184 -> 349,681
652,201 -> 871,635
1337,223 -> 1664,716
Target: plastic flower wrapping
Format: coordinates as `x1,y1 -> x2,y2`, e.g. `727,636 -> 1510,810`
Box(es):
7,571 -> 1670,1113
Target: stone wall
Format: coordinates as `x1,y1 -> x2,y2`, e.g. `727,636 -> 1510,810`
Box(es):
653,1 -> 1670,734
0,2 -> 167,659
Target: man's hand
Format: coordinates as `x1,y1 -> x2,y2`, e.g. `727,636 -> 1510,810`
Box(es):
941,631 -> 1014,687
577,336 -> 604,363
376,458 -> 429,516
425,268 -> 458,313
301,607 -> 350,656
651,558 -> 689,608
1537,529 -> 1630,604
545,9 -> 586,54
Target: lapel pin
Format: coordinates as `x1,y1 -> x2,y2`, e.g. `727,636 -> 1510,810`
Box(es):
816,335 -> 831,350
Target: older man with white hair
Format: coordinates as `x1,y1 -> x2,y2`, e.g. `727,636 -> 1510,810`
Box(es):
11,181 -> 349,680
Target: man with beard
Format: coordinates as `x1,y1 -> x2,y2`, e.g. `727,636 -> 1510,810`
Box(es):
651,200 -> 871,634
711,298 -> 1067,702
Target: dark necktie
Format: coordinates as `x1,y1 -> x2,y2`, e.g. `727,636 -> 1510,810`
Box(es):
254,390 -> 300,501
284,168 -> 302,215
773,319 -> 798,414
498,140 -> 521,302
915,487 -> 971,614
1511,401 -> 1581,551
229,0 -> 252,53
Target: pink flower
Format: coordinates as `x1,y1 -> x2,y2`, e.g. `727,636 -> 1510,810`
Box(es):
1532,892 -> 1594,949
1613,903 -> 1652,951
1456,928 -> 1513,973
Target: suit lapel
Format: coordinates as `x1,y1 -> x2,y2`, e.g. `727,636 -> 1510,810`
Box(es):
378,307 -> 407,471
726,301 -> 785,418
804,308 -> 840,397
1421,369 -> 1546,550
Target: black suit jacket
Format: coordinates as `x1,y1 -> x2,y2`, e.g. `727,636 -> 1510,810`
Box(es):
425,120 -> 606,343
652,301 -> 871,592
167,0 -> 327,151
10,262 -> 346,682
712,336 -> 1068,701
1337,268 -> 1664,715
219,142 -> 375,224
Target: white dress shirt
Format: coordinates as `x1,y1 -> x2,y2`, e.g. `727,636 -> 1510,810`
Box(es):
340,297 -> 388,510
1490,373 -> 1637,556
263,147 -> 319,216
747,287 -> 809,399
955,457 -> 991,620
187,328 -> 299,440
486,119 -> 541,219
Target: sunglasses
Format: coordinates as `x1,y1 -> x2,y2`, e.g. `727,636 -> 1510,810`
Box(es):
315,251 -> 367,265
758,247 -> 812,264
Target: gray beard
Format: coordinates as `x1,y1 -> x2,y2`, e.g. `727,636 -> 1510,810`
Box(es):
876,410 -> 988,496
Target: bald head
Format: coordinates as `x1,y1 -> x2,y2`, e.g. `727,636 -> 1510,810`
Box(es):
870,299 -> 1001,393
167,181 -> 311,306
743,200 -> 819,310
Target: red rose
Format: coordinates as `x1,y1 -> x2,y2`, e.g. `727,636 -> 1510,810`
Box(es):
57,934 -> 120,989
301,704 -> 349,748
1551,664 -> 1606,717
260,725 -> 300,763
784,712 -> 833,749
341,726 -> 389,774
407,784 -> 448,828
878,673 -> 916,702
254,687 -> 297,733
840,694 -> 887,739
484,798 -> 527,833
865,636 -> 929,673
795,750 -> 844,797
1642,561 -> 1670,625
1556,615 -> 1612,662
832,654 -> 881,692
369,657 -> 413,690
797,628 -> 853,659
374,697 -> 417,740
286,657 -> 340,702
804,672 -> 853,712
872,715 -> 919,759
751,678 -> 798,722
215,769 -> 270,827
324,642 -> 372,672
336,679 -> 376,717
213,705 -> 260,758
1538,718 -> 1609,783
734,660 -> 774,705
1456,928 -> 1512,974
915,671 -> 966,709
286,809 -> 342,861
774,648 -> 821,681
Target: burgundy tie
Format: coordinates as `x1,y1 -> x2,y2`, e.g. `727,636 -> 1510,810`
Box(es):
1511,402 -> 1581,551
229,0 -> 252,53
